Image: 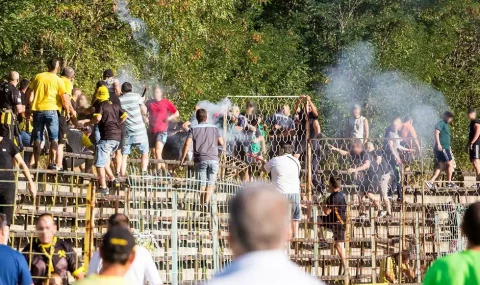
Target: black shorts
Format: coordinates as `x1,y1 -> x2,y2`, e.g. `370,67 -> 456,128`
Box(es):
0,184 -> 16,226
321,216 -> 346,241
358,178 -> 379,194
470,145 -> 480,160
434,148 -> 453,163
58,114 -> 68,145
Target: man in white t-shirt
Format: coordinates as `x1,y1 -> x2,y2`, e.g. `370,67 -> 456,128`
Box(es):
264,144 -> 301,238
87,214 -> 162,285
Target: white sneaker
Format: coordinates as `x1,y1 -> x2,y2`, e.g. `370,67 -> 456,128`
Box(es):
377,211 -> 387,218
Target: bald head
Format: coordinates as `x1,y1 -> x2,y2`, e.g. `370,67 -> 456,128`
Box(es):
7,71 -> 19,86
229,183 -> 290,255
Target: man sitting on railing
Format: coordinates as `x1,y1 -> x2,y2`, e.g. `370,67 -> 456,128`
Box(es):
65,126 -> 95,173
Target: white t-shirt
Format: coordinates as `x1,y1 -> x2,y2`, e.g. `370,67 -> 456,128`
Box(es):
264,154 -> 301,194
87,245 -> 162,285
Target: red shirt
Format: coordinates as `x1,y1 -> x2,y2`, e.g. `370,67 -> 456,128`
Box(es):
147,99 -> 177,133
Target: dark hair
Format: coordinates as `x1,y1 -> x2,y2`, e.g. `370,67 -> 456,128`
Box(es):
468,108 -> 477,115
281,144 -> 293,155
403,116 -> 413,122
444,111 -> 454,118
96,80 -> 107,89
121,82 -> 133,93
47,58 -> 59,72
196,108 -> 208,123
329,175 -> 342,190
107,213 -> 130,229
19,79 -> 30,90
103,69 -> 114,79
351,139 -> 364,148
246,100 -> 255,109
0,213 -> 6,229
394,250 -> 411,263
463,202 -> 480,246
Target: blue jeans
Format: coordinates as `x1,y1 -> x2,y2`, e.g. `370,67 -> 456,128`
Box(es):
195,160 -> 219,186
95,140 -> 120,167
20,131 -> 31,162
32,111 -> 59,142
122,134 -> 149,155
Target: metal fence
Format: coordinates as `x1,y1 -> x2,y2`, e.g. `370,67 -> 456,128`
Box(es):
4,133 -> 480,284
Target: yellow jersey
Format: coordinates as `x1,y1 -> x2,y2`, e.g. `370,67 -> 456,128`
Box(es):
58,76 -> 73,112
29,72 -> 66,111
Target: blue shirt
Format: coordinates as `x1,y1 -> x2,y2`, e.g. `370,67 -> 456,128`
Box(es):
0,245 -> 33,285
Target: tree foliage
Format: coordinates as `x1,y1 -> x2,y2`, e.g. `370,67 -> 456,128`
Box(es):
1,0 -> 480,165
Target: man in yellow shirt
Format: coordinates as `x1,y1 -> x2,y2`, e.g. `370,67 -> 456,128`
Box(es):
26,58 -> 68,168
75,226 -> 136,285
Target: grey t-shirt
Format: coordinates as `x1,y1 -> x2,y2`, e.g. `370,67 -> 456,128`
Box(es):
188,122 -> 221,163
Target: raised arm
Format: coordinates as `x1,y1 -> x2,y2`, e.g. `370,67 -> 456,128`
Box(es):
329,144 -> 349,156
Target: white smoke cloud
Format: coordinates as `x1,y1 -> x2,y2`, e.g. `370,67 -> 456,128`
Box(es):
322,42 -> 448,142
116,0 -> 159,56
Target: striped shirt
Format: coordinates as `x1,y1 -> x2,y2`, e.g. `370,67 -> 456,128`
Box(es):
119,92 -> 147,137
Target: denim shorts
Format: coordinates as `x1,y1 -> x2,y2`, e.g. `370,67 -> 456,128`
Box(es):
285,193 -> 301,221
95,140 -> 120,167
148,131 -> 168,148
122,134 -> 149,155
195,160 -> 219,186
32,111 -> 59,142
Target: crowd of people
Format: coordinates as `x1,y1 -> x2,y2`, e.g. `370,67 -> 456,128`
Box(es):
2,60 -> 480,284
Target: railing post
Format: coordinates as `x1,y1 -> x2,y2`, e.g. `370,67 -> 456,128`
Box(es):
312,206 -> 318,278
370,207 -> 376,284
434,212 -> 440,258
415,211 -> 421,284
456,205 -> 462,251
398,204 -> 403,282
172,191 -> 178,285
345,203 -> 351,285
84,182 -> 95,270
212,193 -> 220,274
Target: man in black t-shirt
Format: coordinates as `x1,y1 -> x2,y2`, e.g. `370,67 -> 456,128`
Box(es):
0,136 -> 36,242
367,142 -> 392,217
86,86 -> 127,194
0,72 -> 24,141
329,139 -> 382,220
319,176 -> 347,273
467,108 -> 480,189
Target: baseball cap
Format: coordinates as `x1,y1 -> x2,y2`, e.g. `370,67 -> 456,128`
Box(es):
101,226 -> 136,263
103,69 -> 114,78
96,86 -> 110,102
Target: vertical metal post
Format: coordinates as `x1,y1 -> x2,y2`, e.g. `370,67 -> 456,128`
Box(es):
370,207 -> 376,283
399,205 -> 403,282
305,100 -> 312,201
313,206 -> 318,277
345,203 -> 351,285
456,206 -> 462,251
212,193 -> 220,273
434,212 -> 440,257
84,183 -> 95,269
172,191 -> 178,285
415,212 -> 421,284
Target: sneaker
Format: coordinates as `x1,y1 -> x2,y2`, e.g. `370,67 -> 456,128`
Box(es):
377,211 -> 387,218
96,187 -> 109,195
396,198 -> 403,203
425,181 -> 435,191
47,164 -> 57,170
108,179 -> 120,188
446,183 -> 459,189
318,240 -> 329,249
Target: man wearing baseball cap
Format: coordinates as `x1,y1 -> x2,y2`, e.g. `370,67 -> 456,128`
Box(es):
75,226 -> 136,285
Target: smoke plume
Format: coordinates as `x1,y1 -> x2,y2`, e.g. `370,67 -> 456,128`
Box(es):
116,0 -> 159,56
322,42 -> 447,143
